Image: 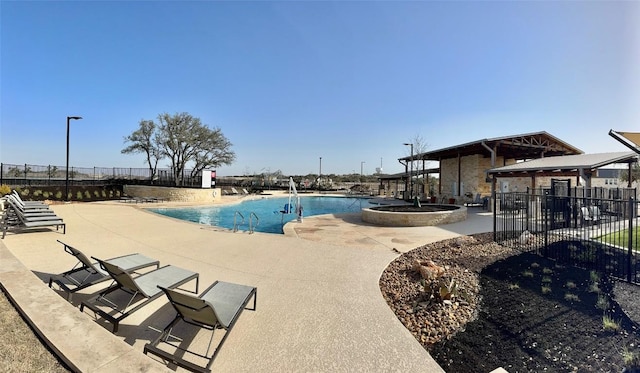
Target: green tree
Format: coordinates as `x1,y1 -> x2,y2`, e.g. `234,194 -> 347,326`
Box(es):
122,119 -> 161,182
155,112 -> 235,186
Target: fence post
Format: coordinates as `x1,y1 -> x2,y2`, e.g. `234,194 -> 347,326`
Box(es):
628,197 -> 635,282
492,190 -> 497,242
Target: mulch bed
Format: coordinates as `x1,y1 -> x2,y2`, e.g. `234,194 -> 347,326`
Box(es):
380,233 -> 640,373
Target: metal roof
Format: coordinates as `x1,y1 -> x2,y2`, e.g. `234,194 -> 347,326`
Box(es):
377,168 -> 440,180
399,131 -> 582,162
488,151 -> 638,175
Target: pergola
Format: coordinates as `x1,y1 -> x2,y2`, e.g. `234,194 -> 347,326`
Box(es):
487,151 -> 639,189
397,131 -> 582,197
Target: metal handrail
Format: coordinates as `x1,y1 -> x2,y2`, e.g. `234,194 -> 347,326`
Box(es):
249,212 -> 259,234
233,211 -> 245,232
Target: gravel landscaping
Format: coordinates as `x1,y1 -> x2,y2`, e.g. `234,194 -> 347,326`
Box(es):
380,233 -> 640,373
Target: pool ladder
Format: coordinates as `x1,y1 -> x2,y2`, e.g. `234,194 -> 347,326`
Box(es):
233,211 -> 259,234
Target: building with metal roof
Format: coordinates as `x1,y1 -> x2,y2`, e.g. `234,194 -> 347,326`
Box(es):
487,151 -> 638,191
395,131 -> 582,201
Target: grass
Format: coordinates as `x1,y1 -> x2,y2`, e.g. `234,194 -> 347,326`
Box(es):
541,285 -> 552,294
0,291 -> 70,372
603,314 -> 621,331
598,226 -> 640,250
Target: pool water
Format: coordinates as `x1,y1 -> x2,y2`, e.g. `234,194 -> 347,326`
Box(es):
149,196 -> 372,234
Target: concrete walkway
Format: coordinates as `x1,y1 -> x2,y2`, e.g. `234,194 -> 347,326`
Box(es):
0,199 -> 493,372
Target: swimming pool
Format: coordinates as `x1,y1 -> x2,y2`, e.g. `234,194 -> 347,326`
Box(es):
148,196 -> 373,234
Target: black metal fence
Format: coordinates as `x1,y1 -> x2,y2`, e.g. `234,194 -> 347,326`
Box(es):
0,163 -> 209,188
495,187 -> 639,283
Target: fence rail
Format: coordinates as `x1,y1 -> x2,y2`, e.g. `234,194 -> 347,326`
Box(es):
495,189 -> 639,284
0,163 -> 208,188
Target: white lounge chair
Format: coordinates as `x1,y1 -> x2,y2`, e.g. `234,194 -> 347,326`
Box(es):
1,198 -> 65,238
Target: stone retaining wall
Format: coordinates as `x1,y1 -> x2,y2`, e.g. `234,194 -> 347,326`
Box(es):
124,185 -> 221,202
362,205 -> 467,227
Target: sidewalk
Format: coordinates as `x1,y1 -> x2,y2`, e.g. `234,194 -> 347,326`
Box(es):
0,201 -> 493,372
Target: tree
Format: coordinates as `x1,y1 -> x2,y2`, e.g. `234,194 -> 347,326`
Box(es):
620,161 -> 640,186
407,134 -> 430,195
122,120 -> 161,182
47,165 -> 58,179
155,112 -> 235,186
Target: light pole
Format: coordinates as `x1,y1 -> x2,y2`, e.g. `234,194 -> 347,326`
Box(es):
319,157 -> 322,192
360,161 -> 365,176
66,116 -> 82,202
403,143 -> 413,200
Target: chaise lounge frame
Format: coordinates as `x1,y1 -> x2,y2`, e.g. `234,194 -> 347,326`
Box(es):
80,259 -> 199,333
144,281 -> 257,373
48,240 -> 160,301
1,198 -> 65,239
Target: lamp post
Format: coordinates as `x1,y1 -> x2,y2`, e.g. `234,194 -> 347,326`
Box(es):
403,143 -> 413,200
319,157 -> 322,192
66,116 -> 83,202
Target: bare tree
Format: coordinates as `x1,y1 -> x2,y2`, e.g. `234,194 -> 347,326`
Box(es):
122,119 -> 161,182
406,134 -> 430,195
155,112 -> 235,186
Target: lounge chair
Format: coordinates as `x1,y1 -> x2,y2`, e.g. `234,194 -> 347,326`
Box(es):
80,259 -> 199,333
48,240 -> 160,301
231,188 -> 239,195
465,193 -> 484,207
11,190 -> 48,207
144,281 -> 257,372
580,206 -> 601,226
1,199 -> 65,239
5,194 -> 52,212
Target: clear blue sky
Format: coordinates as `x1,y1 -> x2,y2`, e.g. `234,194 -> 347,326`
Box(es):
2,1 -> 638,176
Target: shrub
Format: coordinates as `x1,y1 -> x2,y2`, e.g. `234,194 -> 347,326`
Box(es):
55,191 -> 62,199
76,191 -> 83,200
623,347 -> 640,369
565,281 -> 577,289
596,294 -> 610,310
603,314 -> 621,331
84,191 -> 91,199
541,286 -> 552,294
564,293 -> 579,302
0,184 -> 10,196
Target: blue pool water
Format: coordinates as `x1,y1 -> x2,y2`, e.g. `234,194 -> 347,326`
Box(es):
148,196 -> 373,234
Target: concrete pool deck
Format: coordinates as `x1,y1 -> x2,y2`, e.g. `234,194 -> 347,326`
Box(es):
0,196 -> 493,372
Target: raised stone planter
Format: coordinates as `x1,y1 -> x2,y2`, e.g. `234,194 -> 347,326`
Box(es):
362,204 -> 467,227
123,185 -> 221,203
